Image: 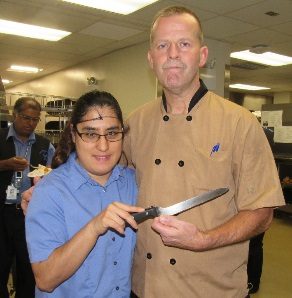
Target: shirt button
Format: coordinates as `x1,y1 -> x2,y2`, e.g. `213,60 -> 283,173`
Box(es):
116,286 -> 119,291
163,115 -> 169,121
146,253 -> 152,259
112,237 -> 115,241
114,261 -> 117,265
170,258 -> 176,265
155,159 -> 161,165
178,160 -> 184,167
186,115 -> 192,121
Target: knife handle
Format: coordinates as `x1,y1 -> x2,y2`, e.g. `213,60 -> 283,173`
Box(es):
132,206 -> 159,224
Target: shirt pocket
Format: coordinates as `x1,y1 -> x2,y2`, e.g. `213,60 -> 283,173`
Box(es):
192,145 -> 233,190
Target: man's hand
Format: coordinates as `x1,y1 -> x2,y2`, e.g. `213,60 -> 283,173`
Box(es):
3,156 -> 28,171
21,177 -> 41,215
151,215 -> 209,251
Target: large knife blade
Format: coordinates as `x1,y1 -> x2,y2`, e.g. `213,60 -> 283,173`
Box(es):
133,187 -> 229,224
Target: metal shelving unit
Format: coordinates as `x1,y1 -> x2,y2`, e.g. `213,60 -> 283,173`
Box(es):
0,91 -> 76,145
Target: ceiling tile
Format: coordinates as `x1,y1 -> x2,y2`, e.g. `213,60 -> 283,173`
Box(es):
226,0 -> 292,26
225,28 -> 292,47
80,22 -> 142,40
202,16 -> 258,39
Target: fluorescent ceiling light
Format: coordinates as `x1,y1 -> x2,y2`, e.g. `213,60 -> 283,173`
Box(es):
62,0 -> 159,14
7,65 -> 43,73
230,50 -> 292,66
0,19 -> 71,41
2,79 -> 12,84
229,84 -> 270,91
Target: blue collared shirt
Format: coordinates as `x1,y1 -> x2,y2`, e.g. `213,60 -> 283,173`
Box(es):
26,152 -> 138,298
6,125 -> 55,203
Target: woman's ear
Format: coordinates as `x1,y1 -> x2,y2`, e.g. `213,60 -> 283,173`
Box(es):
71,124 -> 76,144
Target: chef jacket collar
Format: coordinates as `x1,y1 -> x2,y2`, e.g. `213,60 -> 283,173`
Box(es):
162,79 -> 208,113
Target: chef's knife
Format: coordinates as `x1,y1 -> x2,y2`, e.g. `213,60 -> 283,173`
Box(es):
133,187 -> 229,224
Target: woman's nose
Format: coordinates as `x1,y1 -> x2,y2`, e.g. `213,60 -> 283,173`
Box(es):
96,135 -> 109,151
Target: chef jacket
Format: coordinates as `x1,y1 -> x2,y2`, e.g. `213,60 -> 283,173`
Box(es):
124,89 -> 284,298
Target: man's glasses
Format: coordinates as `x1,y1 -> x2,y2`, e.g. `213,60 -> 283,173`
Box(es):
18,113 -> 41,123
75,129 -> 124,143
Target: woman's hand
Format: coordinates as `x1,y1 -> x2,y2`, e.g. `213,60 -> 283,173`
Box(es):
91,202 -> 144,236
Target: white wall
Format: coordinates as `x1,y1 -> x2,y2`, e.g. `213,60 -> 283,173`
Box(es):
243,94 -> 273,111
7,38 -> 230,116
7,42 -> 156,118
200,38 -> 230,97
274,92 -> 292,104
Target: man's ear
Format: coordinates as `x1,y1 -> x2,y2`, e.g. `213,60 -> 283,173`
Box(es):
147,50 -> 154,70
199,46 -> 209,68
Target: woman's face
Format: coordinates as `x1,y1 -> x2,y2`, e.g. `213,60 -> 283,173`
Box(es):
72,106 -> 123,185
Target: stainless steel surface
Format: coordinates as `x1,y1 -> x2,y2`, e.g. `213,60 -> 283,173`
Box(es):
157,187 -> 229,216
133,187 -> 229,223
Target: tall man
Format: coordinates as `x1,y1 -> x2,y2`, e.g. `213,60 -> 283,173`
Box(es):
0,97 -> 55,298
125,6 -> 284,297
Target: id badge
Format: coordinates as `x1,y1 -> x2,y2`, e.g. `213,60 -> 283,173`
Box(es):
6,185 -> 18,201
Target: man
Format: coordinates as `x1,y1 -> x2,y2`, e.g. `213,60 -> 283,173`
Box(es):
0,97 -> 55,298
125,6 -> 285,297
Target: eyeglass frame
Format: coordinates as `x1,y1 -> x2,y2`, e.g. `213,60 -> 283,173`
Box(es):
17,113 -> 41,123
74,128 -> 124,143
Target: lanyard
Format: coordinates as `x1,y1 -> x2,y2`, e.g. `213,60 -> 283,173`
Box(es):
13,142 -> 31,188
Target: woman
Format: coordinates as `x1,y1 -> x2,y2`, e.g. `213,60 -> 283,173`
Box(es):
25,90 -> 143,298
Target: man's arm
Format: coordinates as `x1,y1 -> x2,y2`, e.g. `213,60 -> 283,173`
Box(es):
151,207 -> 273,251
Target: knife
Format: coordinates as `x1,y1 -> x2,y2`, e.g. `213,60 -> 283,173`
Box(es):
133,187 -> 229,224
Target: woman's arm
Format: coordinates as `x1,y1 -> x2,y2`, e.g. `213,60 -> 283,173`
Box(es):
31,201 -> 143,292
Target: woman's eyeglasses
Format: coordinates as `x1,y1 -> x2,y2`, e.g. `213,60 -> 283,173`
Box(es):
75,129 -> 124,143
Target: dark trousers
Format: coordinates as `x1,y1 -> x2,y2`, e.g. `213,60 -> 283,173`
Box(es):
0,204 -> 35,298
247,232 -> 265,293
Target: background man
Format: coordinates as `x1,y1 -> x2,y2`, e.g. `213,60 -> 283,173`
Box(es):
0,97 -> 55,298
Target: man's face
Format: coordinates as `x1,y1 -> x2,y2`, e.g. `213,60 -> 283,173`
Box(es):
13,106 -> 40,138
148,13 -> 208,94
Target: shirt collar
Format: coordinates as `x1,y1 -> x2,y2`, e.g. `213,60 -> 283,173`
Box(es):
7,124 -> 36,143
162,79 -> 208,113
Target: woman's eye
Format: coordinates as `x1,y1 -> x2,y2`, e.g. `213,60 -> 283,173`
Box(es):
86,132 -> 98,138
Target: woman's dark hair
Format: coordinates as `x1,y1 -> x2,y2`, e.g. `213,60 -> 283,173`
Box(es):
52,90 -> 125,168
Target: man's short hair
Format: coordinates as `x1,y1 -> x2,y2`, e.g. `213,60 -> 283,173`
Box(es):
150,6 -> 204,45
13,97 -> 42,113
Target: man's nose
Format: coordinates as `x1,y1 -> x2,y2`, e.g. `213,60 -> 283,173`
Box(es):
168,43 -> 179,59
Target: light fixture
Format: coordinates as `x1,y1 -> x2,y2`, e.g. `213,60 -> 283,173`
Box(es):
230,50 -> 292,66
2,79 -> 13,84
229,84 -> 270,91
0,19 -> 71,41
61,0 -> 159,15
7,65 -> 43,73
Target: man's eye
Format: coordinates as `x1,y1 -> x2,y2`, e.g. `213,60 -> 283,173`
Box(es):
157,43 -> 168,49
179,41 -> 191,48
